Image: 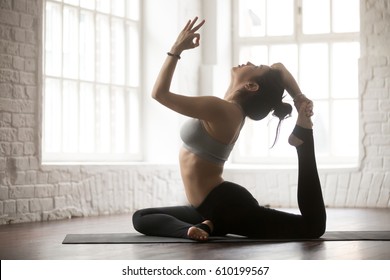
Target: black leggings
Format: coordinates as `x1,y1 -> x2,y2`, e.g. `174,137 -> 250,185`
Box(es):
132,126 -> 326,239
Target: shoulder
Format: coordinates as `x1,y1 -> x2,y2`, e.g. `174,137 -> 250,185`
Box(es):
200,96 -> 243,119
203,99 -> 245,129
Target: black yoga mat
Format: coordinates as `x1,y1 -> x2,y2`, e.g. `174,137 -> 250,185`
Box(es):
62,231 -> 390,244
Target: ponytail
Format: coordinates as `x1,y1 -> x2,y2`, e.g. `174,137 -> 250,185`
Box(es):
271,99 -> 292,147
272,99 -> 292,120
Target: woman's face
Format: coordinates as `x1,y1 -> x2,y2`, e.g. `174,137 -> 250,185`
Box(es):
231,62 -> 271,84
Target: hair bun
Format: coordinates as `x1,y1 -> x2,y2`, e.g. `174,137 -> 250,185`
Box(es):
273,101 -> 292,120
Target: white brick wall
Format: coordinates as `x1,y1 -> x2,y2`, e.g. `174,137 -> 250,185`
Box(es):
0,0 -> 389,225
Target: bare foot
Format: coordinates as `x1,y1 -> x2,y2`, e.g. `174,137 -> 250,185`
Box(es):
187,220 -> 213,241
288,101 -> 313,147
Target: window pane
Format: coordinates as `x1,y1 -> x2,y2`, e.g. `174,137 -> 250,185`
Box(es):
331,42 -> 360,99
112,0 -> 125,17
239,45 -> 268,65
96,0 -> 110,13
44,78 -> 62,153
267,0 -> 293,36
268,118 -> 296,158
63,6 -> 79,79
238,0 -> 266,37
128,89 -> 140,153
300,43 -> 329,99
269,44 -> 298,79
333,0 -> 360,33
62,80 -> 79,152
45,2 -> 62,77
112,19 -> 125,85
127,0 -> 140,20
312,101 -> 330,156
238,121 -> 269,158
113,87 -> 126,153
96,15 -> 110,83
79,10 -> 95,81
128,23 -> 139,87
80,0 -> 95,10
302,0 -> 330,34
96,85 -> 110,152
79,83 -> 95,153
332,100 -> 359,157
64,0 -> 79,5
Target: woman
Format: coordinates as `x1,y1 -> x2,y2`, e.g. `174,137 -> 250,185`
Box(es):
132,17 -> 326,241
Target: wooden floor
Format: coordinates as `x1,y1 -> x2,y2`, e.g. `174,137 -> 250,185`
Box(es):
0,208 -> 389,260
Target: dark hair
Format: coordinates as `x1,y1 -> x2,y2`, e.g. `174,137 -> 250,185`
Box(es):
235,68 -> 292,147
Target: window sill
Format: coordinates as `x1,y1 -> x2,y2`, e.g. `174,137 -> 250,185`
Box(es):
41,160 -> 359,172
225,162 -> 360,172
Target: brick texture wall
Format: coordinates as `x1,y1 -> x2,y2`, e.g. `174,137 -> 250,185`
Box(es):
0,0 -> 389,224
358,0 -> 390,206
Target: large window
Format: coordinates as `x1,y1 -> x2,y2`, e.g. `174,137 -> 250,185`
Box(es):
233,0 -> 360,166
43,0 -> 141,163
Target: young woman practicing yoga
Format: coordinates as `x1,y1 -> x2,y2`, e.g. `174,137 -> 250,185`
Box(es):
132,17 -> 326,241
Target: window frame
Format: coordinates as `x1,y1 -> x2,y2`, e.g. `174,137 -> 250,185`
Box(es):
231,0 -> 360,166
42,0 -> 142,163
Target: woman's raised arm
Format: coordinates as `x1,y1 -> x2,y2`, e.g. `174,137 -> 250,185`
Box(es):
152,17 -> 205,102
150,18 -> 233,122
271,62 -> 313,116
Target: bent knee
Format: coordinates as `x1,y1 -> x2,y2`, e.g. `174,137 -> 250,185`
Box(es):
307,219 -> 326,238
309,225 -> 326,238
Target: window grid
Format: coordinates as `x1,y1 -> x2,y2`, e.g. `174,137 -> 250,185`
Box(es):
43,0 -> 141,163
232,0 -> 360,165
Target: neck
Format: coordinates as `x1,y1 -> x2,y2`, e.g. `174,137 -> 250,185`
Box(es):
224,82 -> 246,101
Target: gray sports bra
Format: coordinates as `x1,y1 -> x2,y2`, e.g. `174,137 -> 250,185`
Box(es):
180,118 -> 243,164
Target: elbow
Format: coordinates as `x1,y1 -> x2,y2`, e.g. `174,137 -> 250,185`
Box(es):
151,90 -> 158,100
270,62 -> 285,71
151,88 -> 165,103
151,86 -> 161,100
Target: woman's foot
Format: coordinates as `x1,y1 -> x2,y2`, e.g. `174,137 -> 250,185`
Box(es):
288,101 -> 313,147
187,220 -> 213,241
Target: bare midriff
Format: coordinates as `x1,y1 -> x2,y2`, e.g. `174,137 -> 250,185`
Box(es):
179,147 -> 224,207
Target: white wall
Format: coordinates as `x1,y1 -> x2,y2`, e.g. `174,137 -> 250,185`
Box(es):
0,0 -> 389,225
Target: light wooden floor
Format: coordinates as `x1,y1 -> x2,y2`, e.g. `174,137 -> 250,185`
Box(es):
0,208 -> 389,260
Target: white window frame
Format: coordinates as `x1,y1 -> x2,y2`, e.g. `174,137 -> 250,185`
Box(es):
42,0 -> 142,163
231,0 -> 360,166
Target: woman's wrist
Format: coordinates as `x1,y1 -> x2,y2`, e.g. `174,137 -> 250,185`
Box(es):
293,93 -> 305,101
167,47 -> 183,60
169,45 -> 183,56
167,52 -> 181,59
